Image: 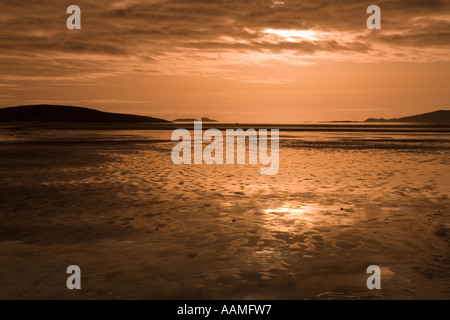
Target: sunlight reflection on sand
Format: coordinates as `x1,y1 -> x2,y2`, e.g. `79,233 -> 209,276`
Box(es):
0,127 -> 448,299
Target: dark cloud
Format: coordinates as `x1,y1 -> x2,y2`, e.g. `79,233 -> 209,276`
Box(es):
0,0 -> 449,82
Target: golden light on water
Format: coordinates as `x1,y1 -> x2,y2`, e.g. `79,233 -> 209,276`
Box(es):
264,204 -> 313,219
263,204 -> 316,232
263,203 -> 354,233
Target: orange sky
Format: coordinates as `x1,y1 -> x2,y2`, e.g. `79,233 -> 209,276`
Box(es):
0,0 -> 449,123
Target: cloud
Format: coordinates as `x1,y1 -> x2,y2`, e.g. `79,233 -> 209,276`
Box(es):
0,0 -> 449,83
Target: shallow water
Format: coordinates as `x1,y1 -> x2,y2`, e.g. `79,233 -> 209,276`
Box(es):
0,126 -> 448,299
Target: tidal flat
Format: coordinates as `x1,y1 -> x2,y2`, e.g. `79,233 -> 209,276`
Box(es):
0,125 -> 448,299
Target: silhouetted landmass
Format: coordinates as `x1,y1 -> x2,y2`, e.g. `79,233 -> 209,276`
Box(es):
173,118 -> 198,122
365,110 -> 450,124
173,117 -> 218,122
0,105 -> 170,123
201,117 -> 218,122
325,121 -> 360,123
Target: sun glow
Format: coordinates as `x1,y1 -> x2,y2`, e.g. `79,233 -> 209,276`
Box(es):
264,28 -> 326,41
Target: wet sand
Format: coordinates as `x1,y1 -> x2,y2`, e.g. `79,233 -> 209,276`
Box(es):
0,127 -> 448,299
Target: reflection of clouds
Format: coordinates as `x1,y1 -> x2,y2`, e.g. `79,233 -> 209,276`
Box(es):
253,248 -> 288,280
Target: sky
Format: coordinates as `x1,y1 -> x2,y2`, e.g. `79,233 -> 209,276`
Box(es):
0,0 -> 449,123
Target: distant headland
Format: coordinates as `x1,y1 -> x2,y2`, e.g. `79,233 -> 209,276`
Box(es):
365,110 -> 450,125
0,104 -> 170,123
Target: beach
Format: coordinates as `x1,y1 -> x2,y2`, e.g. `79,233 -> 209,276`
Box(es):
0,125 -> 448,299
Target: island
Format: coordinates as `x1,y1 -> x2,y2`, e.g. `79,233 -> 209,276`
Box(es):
173,117 -> 218,122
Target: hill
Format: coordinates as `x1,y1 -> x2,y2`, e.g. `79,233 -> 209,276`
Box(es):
0,105 -> 170,123
365,110 -> 450,124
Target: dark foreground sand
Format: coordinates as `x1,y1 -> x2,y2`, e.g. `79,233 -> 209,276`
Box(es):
0,128 -> 448,299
